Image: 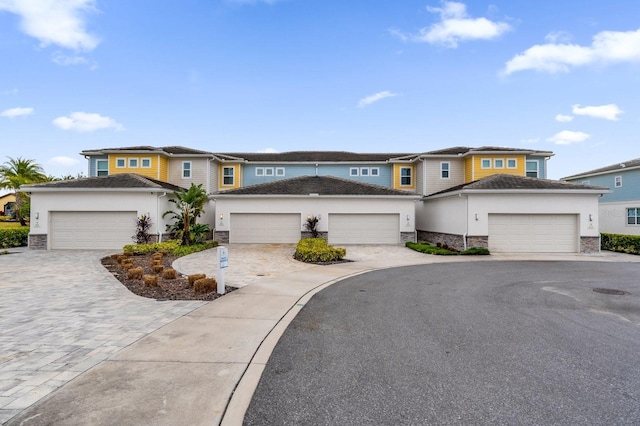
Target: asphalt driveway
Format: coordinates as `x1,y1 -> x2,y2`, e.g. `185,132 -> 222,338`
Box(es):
245,261 -> 640,425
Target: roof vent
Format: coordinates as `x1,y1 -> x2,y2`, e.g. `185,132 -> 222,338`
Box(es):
620,163 -> 626,168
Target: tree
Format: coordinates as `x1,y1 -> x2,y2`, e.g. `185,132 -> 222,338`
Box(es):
162,183 -> 210,246
0,157 -> 47,225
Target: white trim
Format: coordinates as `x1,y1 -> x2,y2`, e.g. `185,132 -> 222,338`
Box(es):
526,160 -> 539,178
255,168 -> 265,176
116,158 -> 126,168
128,158 -> 139,168
506,158 -> 517,169
264,167 -> 274,176
360,167 -> 370,176
276,167 -> 285,176
400,166 -> 412,186
440,161 -> 450,179
141,157 -> 152,168
350,167 -> 359,176
182,161 -> 192,179
370,167 -> 379,176
494,158 -> 504,169
222,166 -> 235,186
615,175 -> 622,187
481,158 -> 491,169
96,159 -> 108,176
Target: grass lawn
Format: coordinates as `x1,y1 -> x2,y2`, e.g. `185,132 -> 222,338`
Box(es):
0,222 -> 28,230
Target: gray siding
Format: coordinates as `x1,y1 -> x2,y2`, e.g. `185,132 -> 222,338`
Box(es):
88,156 -> 108,177
242,164 -> 394,188
567,169 -> 640,203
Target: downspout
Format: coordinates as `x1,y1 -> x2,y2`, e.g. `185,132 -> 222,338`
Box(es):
157,192 -> 167,243
460,192 -> 468,250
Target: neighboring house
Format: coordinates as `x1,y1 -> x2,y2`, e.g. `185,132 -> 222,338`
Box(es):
563,158 -> 640,236
0,193 -> 16,217
23,144 -> 606,252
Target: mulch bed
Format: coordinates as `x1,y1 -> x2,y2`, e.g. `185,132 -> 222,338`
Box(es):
101,252 -> 236,301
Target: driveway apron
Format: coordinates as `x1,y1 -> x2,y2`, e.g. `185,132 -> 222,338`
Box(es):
0,250 -> 204,424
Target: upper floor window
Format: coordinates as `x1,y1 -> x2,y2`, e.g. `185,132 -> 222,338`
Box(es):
96,160 -> 108,176
628,208 -> 640,225
441,162 -> 450,179
526,161 -> 538,178
507,158 -> 517,169
265,168 -> 274,176
481,159 -> 491,169
400,167 -> 412,186
360,168 -> 369,176
350,168 -> 359,176
276,167 -> 285,176
182,161 -> 191,178
116,158 -> 126,168
129,158 -> 138,168
141,158 -> 151,168
370,168 -> 379,176
494,159 -> 504,169
615,176 -> 622,187
223,167 -> 234,185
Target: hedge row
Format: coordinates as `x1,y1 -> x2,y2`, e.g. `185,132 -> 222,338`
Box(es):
601,233 -> 640,255
0,228 -> 29,248
406,241 -> 490,256
123,240 -> 218,256
294,238 -> 346,263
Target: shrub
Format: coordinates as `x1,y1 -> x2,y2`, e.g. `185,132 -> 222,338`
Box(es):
122,240 -> 217,257
188,273 -> 206,286
601,233 -> 640,255
163,269 -> 178,279
406,241 -> 490,256
143,274 -> 158,287
152,259 -> 162,266
152,265 -> 164,273
171,241 -> 218,257
294,238 -> 346,263
132,214 -> 153,244
193,277 -> 217,293
151,252 -> 163,261
127,267 -> 143,280
0,228 -> 29,248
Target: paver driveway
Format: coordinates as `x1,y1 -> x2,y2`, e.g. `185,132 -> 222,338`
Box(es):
0,250 -> 204,424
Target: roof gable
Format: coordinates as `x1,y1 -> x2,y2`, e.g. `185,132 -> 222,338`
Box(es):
214,175 -> 417,196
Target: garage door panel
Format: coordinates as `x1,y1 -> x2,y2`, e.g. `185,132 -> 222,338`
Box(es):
230,213 -> 300,243
50,211 -> 137,250
328,214 -> 399,245
488,214 -> 577,253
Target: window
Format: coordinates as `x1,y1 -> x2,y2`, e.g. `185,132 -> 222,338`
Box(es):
507,158 -> 517,169
128,158 -> 138,168
265,167 -> 274,176
276,167 -> 285,176
255,168 -> 264,176
182,161 -> 191,178
494,159 -> 504,169
141,158 -> 151,168
360,167 -> 369,176
223,167 -> 234,185
441,162 -> 450,179
526,161 -> 538,178
628,208 -> 640,225
370,168 -> 379,176
481,159 -> 491,169
350,168 -> 359,176
116,158 -> 126,168
615,176 -> 622,188
400,167 -> 412,186
96,160 -> 108,176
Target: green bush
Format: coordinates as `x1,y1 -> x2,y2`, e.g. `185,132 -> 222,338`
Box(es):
406,241 -> 490,256
294,238 -> 346,263
601,233 -> 640,255
0,228 -> 29,248
122,240 -> 218,256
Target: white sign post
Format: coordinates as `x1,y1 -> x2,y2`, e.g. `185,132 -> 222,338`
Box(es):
216,246 -> 228,294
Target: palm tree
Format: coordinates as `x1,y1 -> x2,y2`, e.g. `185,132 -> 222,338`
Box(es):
163,183 -> 209,245
0,157 -> 47,225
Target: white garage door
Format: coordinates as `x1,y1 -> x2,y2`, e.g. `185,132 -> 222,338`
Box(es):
328,214 -> 399,245
488,214 -> 578,253
230,213 -> 301,243
50,211 -> 137,250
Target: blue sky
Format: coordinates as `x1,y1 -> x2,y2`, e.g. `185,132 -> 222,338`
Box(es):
1,0 -> 639,184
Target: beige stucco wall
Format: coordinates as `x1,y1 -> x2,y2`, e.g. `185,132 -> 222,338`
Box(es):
599,201 -> 640,235
423,158 -> 465,196
167,158 -> 212,191
213,197 -> 417,234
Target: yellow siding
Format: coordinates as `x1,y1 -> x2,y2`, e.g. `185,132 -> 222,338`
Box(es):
108,154 -> 162,180
219,163 -> 242,190
464,157 -> 473,183
392,164 -> 416,191
469,155 -> 526,181
158,156 -> 168,181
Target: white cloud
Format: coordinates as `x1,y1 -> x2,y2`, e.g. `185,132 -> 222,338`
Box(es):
0,0 -> 99,51
257,147 -> 278,153
358,91 -> 398,108
555,114 -> 574,122
0,107 -> 34,118
503,28 -> 640,74
395,1 -> 511,48
572,103 -> 623,121
48,156 -> 79,166
52,112 -> 124,132
545,31 -> 572,43
546,130 -> 591,145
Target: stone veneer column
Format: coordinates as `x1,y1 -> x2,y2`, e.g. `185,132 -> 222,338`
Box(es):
28,234 -> 47,250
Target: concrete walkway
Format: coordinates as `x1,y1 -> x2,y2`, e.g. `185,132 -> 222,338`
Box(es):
4,246 -> 640,425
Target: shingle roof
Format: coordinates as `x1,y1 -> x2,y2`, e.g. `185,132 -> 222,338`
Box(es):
426,174 -> 608,197
80,146 -> 214,156
420,146 -> 553,157
214,175 -> 417,196
422,146 -> 472,155
562,158 -> 640,179
216,151 -> 415,162
22,174 -> 187,191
